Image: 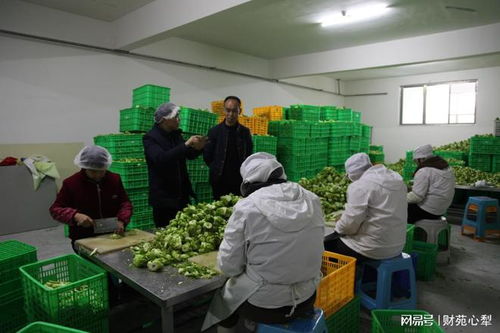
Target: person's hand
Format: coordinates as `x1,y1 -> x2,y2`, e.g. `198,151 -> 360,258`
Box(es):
115,221 -> 125,235
185,136 -> 196,148
186,135 -> 208,150
74,213 -> 95,228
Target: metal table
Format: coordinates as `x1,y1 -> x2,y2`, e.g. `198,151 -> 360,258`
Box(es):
81,248 -> 226,333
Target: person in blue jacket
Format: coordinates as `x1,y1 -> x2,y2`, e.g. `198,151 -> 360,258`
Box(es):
204,96 -> 253,199
143,102 -> 207,227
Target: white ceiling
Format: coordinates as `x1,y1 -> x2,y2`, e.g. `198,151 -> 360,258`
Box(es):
22,0 -> 154,22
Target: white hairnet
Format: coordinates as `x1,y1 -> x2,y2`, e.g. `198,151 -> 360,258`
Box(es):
74,145 -> 112,170
345,153 -> 372,181
413,144 -> 433,160
240,153 -> 286,188
154,102 -> 180,123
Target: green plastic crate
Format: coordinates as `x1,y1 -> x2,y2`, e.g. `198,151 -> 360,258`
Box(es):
361,124 -> 372,138
328,137 -> 350,153
350,136 -> 361,151
0,240 -> 37,283
468,153 -> 492,172
406,150 -> 414,161
277,137 -> 308,156
119,106 -> 154,133
328,152 -> 351,166
307,138 -> 328,155
330,121 -> 354,137
281,154 -> 311,173
0,277 -> 23,304
372,309 -> 445,333
64,224 -> 69,238
18,321 -> 89,333
126,188 -> 149,211
179,107 -> 217,135
93,134 -> 145,160
110,160 -> 147,176
268,121 -> 310,138
325,296 -> 360,333
310,122 -> 330,138
132,84 -> 171,109
413,241 -> 438,281
433,150 -> 466,161
194,182 -> 213,203
352,123 -> 362,136
188,163 -> 209,184
493,155 -> 500,172
252,135 -> 278,155
20,254 -> 109,328
0,298 -> 27,333
288,105 -> 321,121
337,109 -> 353,122
403,224 -> 415,253
470,135 -> 500,154
369,152 -> 385,164
129,208 -> 154,230
320,106 -> 338,121
370,145 -> 384,152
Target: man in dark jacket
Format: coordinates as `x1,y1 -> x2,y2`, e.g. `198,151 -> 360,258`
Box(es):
50,145 -> 133,250
143,102 -> 207,227
204,96 -> 253,199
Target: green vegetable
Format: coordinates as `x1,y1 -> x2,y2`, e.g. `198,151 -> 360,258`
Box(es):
147,259 -> 164,272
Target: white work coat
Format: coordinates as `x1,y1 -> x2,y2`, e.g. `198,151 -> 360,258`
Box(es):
202,182 -> 324,330
408,167 -> 456,216
335,165 -> 407,260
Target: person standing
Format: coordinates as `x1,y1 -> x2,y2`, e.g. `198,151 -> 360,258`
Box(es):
204,96 -> 253,199
143,102 -> 207,227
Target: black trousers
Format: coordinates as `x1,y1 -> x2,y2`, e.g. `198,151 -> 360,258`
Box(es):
211,179 -> 241,200
407,203 -> 440,224
324,232 -> 371,263
152,201 -> 188,228
219,292 -> 316,328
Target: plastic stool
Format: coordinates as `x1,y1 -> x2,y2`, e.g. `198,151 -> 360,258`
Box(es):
462,196 -> 500,241
256,308 -> 327,333
415,218 -> 451,264
356,253 -> 417,310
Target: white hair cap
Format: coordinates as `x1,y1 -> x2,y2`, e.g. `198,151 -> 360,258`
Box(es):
413,144 -> 433,160
154,102 -> 180,123
240,152 -> 286,187
74,145 -> 112,170
345,153 -> 372,181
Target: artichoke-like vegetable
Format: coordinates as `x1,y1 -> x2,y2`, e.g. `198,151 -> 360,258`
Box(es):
147,259 -> 164,272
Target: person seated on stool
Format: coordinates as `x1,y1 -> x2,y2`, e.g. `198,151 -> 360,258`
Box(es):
202,153 -> 325,333
324,153 -> 407,263
407,144 -> 456,224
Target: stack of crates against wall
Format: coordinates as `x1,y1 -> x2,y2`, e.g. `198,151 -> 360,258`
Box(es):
109,160 -> 153,230
413,241 -> 438,280
372,310 -> 445,333
277,137 -> 310,182
369,145 -> 385,164
20,254 -> 108,333
238,116 -> 268,135
434,150 -> 467,167
188,156 -> 211,203
360,124 -> 372,152
132,84 -> 170,109
288,105 -> 321,122
314,251 -> 356,317
119,106 -> 154,133
327,136 -> 351,169
0,240 -> 37,333
179,107 -> 217,136
211,99 -> 245,116
94,133 -> 145,160
320,106 -> 338,121
268,120 -> 310,138
252,135 -> 278,155
252,106 -> 283,121
325,297 -> 360,333
403,150 -> 417,181
469,135 -> 500,172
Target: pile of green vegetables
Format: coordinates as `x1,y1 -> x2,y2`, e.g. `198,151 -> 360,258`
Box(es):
131,194 -> 239,278
434,139 -> 470,152
452,166 -> 500,187
299,167 -> 350,221
386,159 -> 405,175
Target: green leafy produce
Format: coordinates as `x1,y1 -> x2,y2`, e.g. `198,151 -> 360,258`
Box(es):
173,261 -> 218,279
299,167 -> 350,221
386,159 -> 405,175
434,139 -> 470,152
131,194 -> 239,278
44,280 -> 71,289
452,166 -> 500,187
109,233 -> 123,240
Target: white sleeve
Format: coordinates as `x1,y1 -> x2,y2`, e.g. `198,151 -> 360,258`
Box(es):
217,205 -> 247,277
411,169 -> 430,200
335,184 -> 369,235
407,191 -> 424,203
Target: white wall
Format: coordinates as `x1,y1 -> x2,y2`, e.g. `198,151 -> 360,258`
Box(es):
343,67 -> 500,162
0,35 -> 342,145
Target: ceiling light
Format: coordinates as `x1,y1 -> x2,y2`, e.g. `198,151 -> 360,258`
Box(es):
320,4 -> 390,27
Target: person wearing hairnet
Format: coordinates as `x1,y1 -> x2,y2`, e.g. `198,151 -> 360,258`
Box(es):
324,153 -> 407,262
49,145 -> 132,250
202,153 -> 324,333
204,96 -> 253,199
143,102 -> 207,227
407,144 -> 455,223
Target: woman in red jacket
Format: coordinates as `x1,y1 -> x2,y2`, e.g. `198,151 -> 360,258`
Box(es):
50,145 -> 132,251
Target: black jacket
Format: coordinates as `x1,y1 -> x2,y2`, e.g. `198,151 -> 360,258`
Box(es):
203,121 -> 253,183
143,124 -> 201,208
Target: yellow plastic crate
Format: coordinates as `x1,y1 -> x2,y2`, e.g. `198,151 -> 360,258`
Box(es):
314,251 -> 356,317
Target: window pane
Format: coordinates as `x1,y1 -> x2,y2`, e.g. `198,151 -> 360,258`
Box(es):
426,84 -> 449,124
402,87 -> 424,124
450,82 -> 475,123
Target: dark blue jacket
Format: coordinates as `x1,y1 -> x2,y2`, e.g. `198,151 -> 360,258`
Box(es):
143,124 -> 201,208
203,121 -> 253,184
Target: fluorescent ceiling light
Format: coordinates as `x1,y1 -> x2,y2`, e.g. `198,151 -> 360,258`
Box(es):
320,4 -> 390,27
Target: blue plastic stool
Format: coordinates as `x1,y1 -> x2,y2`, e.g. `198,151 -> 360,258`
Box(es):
356,253 -> 417,310
462,196 -> 500,241
256,308 -> 327,333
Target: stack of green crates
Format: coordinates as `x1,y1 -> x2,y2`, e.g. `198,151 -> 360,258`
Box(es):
179,107 -> 217,135
187,156 -> 212,203
252,135 -> 278,155
434,150 -> 467,167
0,240 -> 37,333
288,105 -> 321,121
403,224 -> 415,253
109,160 -> 154,230
269,120 -> 310,138
320,106 -> 338,120
413,241 -> 438,281
328,136 -> 351,168
194,182 -> 212,203
337,108 -> 361,123
20,254 -> 109,333
403,150 -> 417,181
325,296 -> 360,333
369,145 -> 385,164
469,135 -> 500,172
94,134 -> 145,160
119,106 -> 154,133
132,84 -> 170,109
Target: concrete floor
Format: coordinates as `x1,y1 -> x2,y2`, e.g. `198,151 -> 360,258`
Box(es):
1,221 -> 499,333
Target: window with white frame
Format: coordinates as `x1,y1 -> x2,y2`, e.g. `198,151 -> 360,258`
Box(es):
400,80 -> 477,125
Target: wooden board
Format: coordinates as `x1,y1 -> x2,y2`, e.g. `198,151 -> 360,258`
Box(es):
75,229 -> 155,254
188,251 -> 221,273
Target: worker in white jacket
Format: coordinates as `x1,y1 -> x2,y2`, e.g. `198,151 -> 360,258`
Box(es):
202,152 -> 325,332
325,153 -> 407,261
407,144 -> 456,223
